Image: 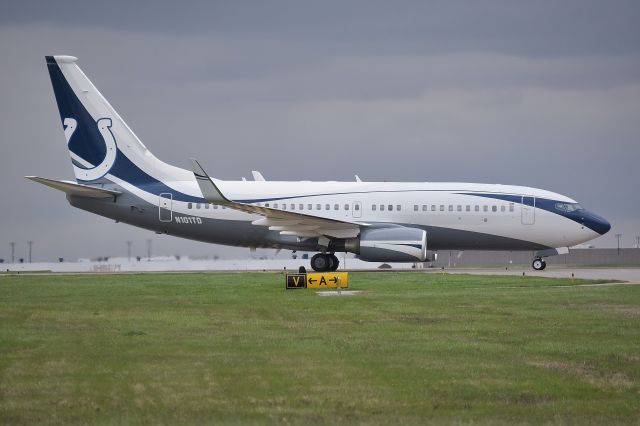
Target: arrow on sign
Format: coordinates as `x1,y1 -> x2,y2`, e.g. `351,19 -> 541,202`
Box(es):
329,277 -> 338,284
308,278 -> 317,284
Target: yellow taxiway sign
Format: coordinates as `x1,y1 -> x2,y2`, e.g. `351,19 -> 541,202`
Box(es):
285,272 -> 349,289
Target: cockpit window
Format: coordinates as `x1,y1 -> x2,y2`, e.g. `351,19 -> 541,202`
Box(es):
555,202 -> 583,212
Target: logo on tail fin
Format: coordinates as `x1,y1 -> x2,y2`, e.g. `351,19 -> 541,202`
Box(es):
65,117 -> 117,181
63,117 -> 77,142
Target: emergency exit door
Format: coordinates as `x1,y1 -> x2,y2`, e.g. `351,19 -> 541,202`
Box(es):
159,193 -> 173,222
521,196 -> 535,225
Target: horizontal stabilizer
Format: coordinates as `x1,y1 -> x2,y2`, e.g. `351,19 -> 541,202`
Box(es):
26,176 -> 121,199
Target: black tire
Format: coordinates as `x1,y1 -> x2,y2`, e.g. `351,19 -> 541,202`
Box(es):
311,253 -> 330,272
532,258 -> 546,271
329,254 -> 340,271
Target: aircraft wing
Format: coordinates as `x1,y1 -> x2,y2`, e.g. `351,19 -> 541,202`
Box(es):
26,176 -> 122,199
191,159 -> 363,239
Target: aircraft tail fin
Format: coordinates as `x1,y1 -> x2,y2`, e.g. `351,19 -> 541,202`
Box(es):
45,55 -> 179,184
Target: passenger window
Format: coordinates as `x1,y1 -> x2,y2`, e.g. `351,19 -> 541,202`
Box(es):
274,203 -> 279,208
205,204 -> 209,209
307,204 -> 312,210
214,205 -> 218,209
440,205 -> 444,211
501,206 -> 505,212
422,205 -> 427,211
491,206 -> 497,212
282,204 -> 287,210
334,204 -> 339,210
483,205 -> 488,212
188,203 -> 192,209
457,205 -> 462,212
475,205 -> 479,212
372,204 -> 377,211
388,205 -> 393,211
265,203 -> 270,207
414,205 -> 419,211
466,205 -> 470,212
299,204 -> 304,210
325,204 -> 330,210
448,205 -> 453,212
509,203 -> 514,212
380,205 -> 385,211
397,205 -> 401,211
316,204 -> 321,210
344,204 -> 349,210
431,205 -> 436,211
290,203 -> 295,210
355,204 -> 360,211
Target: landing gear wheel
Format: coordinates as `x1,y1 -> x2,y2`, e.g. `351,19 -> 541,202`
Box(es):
532,258 -> 547,271
329,254 -> 340,271
311,253 -> 330,272
311,253 -> 340,272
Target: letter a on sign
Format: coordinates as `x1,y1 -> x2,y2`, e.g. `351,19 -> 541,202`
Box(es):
306,273 -> 349,289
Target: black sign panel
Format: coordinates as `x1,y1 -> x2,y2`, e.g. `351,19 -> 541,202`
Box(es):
286,274 -> 307,289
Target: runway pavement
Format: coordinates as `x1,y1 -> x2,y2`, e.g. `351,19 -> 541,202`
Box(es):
443,267 -> 640,282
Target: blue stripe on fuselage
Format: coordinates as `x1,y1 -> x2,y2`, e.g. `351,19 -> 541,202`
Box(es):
457,192 -> 610,235
79,149 -> 205,203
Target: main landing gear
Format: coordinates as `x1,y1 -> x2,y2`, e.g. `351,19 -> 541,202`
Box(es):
532,257 -> 547,271
310,253 -> 340,272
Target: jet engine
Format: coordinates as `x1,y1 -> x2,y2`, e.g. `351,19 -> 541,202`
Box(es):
337,226 -> 436,262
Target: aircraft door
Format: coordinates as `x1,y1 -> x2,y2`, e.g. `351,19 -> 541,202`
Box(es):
159,193 -> 173,222
352,201 -> 362,218
521,196 -> 535,225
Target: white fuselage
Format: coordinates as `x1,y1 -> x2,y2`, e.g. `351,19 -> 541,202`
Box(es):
108,172 -> 602,251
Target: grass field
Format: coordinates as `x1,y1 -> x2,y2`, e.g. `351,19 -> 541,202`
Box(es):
1,272 -> 639,425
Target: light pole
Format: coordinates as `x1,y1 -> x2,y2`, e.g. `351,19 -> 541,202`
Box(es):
615,233 -> 622,255
28,241 -> 33,263
146,239 -> 152,261
10,242 -> 16,263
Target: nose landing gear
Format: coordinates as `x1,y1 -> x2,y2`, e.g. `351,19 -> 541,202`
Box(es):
532,257 -> 547,271
310,253 -> 340,272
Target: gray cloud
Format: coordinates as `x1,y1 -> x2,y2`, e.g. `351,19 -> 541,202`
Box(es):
3,1 -> 640,56
0,1 -> 638,261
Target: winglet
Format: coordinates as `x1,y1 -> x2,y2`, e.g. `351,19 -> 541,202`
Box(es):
190,159 -> 231,204
252,170 -> 266,181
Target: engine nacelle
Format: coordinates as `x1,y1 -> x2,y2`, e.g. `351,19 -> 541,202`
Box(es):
342,227 -> 434,262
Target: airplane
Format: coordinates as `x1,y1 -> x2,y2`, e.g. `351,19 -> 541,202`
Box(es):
28,55 -> 611,272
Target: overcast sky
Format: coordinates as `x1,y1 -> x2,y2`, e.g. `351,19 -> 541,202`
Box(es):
1,0 -> 638,262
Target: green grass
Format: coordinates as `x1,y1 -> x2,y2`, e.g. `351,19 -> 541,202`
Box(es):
1,272 -> 639,425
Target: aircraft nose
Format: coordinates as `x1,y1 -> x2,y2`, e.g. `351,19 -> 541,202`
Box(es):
581,211 -> 611,235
